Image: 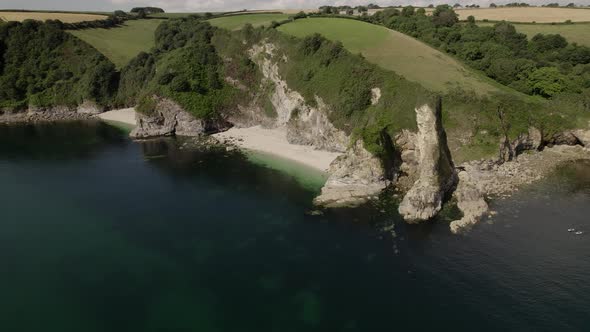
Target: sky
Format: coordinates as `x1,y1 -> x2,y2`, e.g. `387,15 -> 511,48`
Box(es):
1,0 -> 589,12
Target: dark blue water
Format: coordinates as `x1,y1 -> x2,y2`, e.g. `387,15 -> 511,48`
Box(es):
1,121 -> 589,332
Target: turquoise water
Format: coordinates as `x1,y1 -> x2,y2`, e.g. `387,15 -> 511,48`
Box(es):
1,121 -> 590,331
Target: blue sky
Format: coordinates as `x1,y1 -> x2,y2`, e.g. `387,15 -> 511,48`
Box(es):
2,0 -> 589,12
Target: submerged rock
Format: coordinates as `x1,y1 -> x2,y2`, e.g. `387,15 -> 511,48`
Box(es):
398,98 -> 457,223
314,140 -> 387,208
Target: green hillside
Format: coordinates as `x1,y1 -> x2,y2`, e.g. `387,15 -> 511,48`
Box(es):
209,14 -> 290,30
278,18 -> 505,95
70,19 -> 164,68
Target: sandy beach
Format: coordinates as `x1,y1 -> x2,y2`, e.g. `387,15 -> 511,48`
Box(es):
213,126 -> 341,172
97,108 -> 137,126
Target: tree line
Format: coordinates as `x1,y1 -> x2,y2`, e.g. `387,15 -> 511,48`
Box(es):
0,20 -> 118,110
314,5 -> 590,99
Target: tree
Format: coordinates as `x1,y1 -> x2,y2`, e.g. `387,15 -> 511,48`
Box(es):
531,33 -> 568,52
527,67 -> 567,97
131,7 -> 165,14
566,3 -> 576,7
467,15 -> 476,24
454,3 -> 462,8
136,9 -> 146,19
490,3 -> 498,7
401,6 -> 415,17
432,5 -> 459,27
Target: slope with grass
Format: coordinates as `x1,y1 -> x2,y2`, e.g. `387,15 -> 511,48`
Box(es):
457,7 -> 590,23
0,11 -> 107,23
70,19 -> 164,68
478,22 -> 590,47
209,14 -> 290,30
278,18 -> 504,95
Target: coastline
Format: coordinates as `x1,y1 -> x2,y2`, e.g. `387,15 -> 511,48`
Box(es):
96,108 -> 137,126
212,126 -> 342,173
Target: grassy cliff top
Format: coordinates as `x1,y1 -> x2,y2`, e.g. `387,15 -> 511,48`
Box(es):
278,17 -> 508,96
209,14 -> 290,30
69,19 -> 164,68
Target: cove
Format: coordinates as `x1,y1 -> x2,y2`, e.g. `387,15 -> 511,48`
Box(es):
0,121 -> 589,332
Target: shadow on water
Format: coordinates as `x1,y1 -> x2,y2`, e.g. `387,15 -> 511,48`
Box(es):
0,121 -> 127,160
1,121 -> 590,331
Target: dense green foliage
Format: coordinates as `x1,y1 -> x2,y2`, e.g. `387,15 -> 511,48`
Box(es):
119,17 -> 237,119
0,20 -> 118,110
363,6 -> 590,99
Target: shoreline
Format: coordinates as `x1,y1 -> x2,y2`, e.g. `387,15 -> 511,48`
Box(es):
96,108 -> 137,126
212,126 -> 342,173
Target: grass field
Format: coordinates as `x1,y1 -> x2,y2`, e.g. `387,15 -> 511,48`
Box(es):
278,18 -> 503,94
479,22 -> 590,47
209,14 -> 291,30
0,11 -> 107,23
70,19 -> 164,68
457,7 -> 590,23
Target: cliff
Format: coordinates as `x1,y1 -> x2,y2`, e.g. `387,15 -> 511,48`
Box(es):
398,99 -> 457,222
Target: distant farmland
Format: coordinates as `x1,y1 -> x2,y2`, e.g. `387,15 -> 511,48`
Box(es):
209,14 -> 290,30
0,11 -> 107,23
457,7 -> 590,23
479,22 -> 590,47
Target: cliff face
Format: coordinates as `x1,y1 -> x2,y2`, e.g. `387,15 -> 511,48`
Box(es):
124,40 -> 590,233
130,97 -> 229,139
398,99 -> 457,223
247,43 -> 348,153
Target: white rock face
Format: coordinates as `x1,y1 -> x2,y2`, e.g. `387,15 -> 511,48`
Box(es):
249,42 -> 348,152
573,129 -> 590,147
314,140 -> 388,208
370,88 -> 382,105
398,100 -> 457,223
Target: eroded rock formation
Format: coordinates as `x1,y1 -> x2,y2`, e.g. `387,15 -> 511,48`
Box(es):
398,98 -> 457,223
313,140 -> 388,208
130,97 -> 229,138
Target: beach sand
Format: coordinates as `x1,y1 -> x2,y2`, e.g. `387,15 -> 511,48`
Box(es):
213,126 -> 341,172
97,108 -> 136,126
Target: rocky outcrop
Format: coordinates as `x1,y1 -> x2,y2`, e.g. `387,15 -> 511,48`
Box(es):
76,100 -> 103,115
398,99 -> 457,223
314,140 -> 388,208
499,127 -> 542,162
0,106 -> 94,124
450,170 -> 489,234
130,97 -> 229,139
572,129 -> 590,147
